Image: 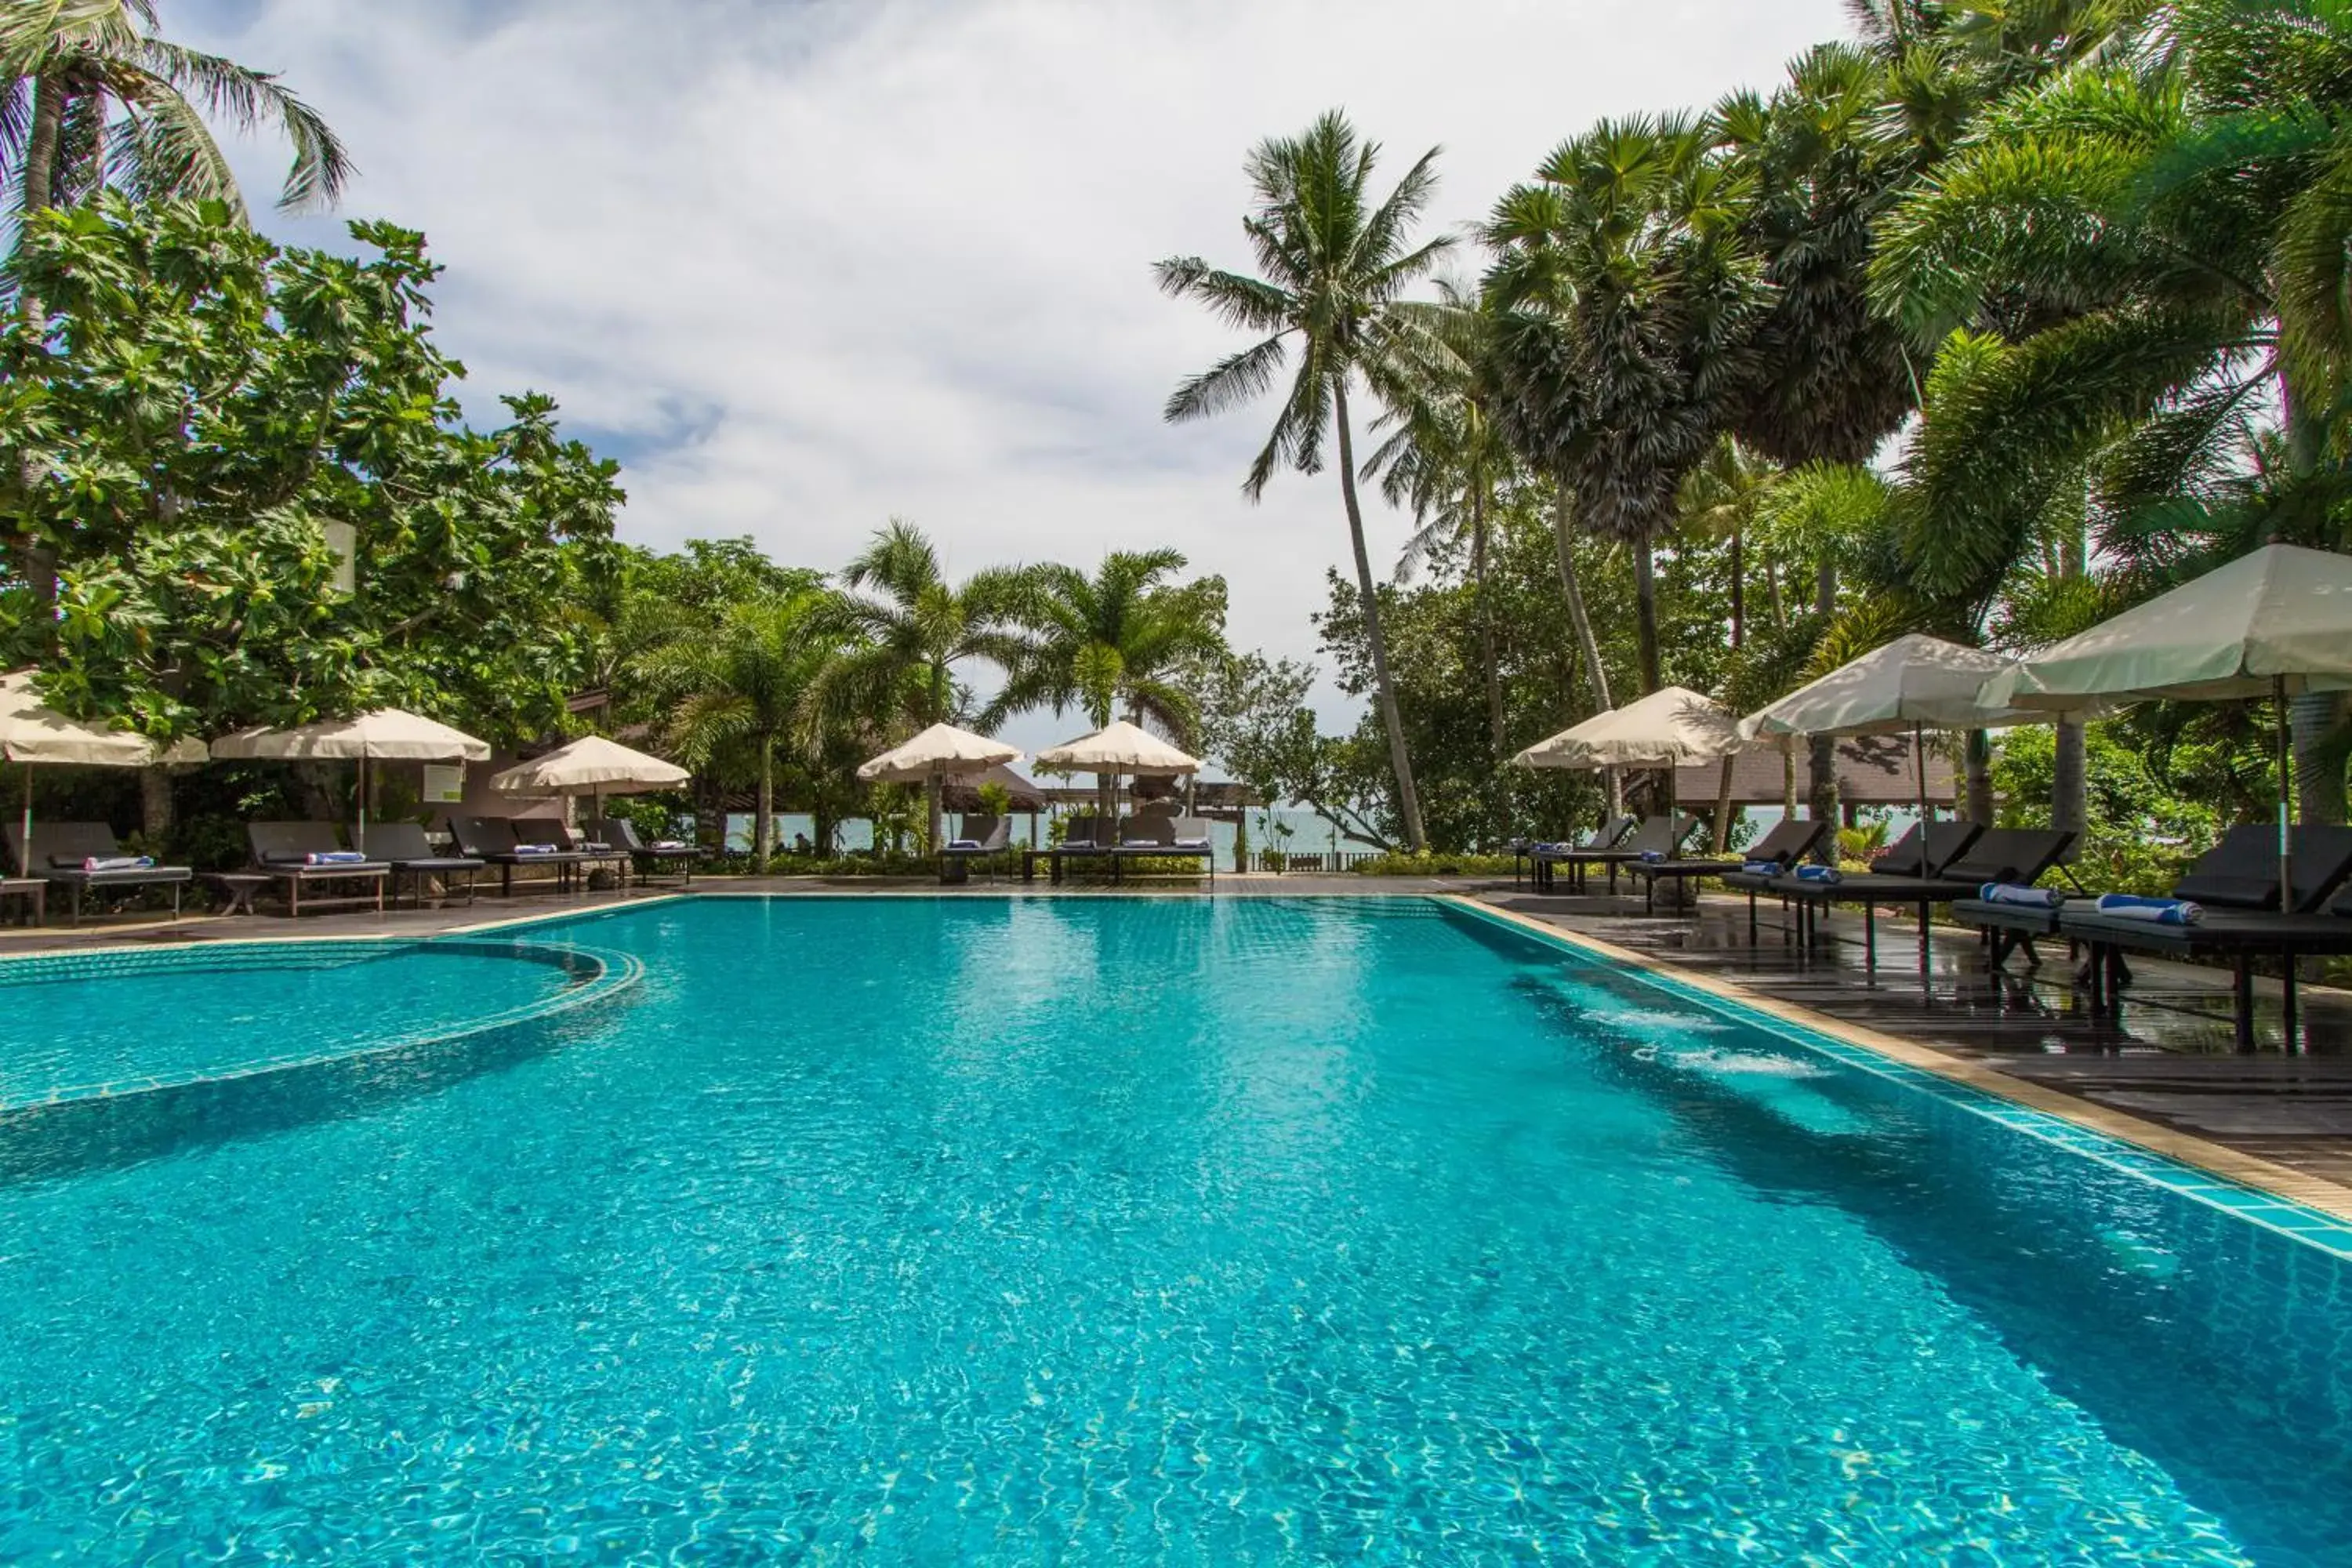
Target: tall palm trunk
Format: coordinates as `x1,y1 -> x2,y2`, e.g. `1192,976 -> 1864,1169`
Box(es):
754,741 -> 775,866
1728,527 -> 1745,648
1806,561 -> 1838,861
1333,381 -> 1426,851
1964,729 -> 1996,825
2052,521 -> 2088,844
1631,533 -> 1663,694
1472,485 -> 1507,844
1548,481 -> 1621,817
14,73 -> 67,624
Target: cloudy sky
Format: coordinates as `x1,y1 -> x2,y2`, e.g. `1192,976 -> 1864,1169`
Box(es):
180,0 -> 1849,749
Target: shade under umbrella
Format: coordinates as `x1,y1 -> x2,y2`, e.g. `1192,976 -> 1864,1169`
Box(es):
490,735 -> 688,796
1032,720 -> 1200,776
939,763 -> 1047,813
1980,543 -> 2352,906
212,707 -> 490,837
1512,687 -> 1744,770
2,670 -> 206,877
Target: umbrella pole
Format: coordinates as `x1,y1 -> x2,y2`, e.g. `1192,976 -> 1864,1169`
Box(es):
1914,721 -> 1929,829
2277,675 -> 2295,912
18,763 -> 30,877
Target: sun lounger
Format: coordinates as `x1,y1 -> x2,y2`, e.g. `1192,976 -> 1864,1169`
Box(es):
1623,816 -> 1831,915
1531,815 -> 1697,895
246,822 -> 391,916
597,818 -> 697,886
446,815 -> 590,896
2,820 -> 192,925
1025,815 -> 1116,884
2027,826 -> 2352,1050
517,820 -> 632,886
352,821 -> 485,909
1759,826 -> 2078,974
1517,815 -> 1635,889
1112,817 -> 1218,885
938,815 -> 1012,884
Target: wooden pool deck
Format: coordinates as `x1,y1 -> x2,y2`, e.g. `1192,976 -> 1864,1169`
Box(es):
8,871 -> 2352,1205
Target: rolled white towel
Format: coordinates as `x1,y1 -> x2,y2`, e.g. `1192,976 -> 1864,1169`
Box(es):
1978,882 -> 2061,909
1794,865 -> 1842,884
2092,892 -> 2201,925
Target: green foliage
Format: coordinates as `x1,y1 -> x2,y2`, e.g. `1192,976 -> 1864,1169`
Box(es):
0,197 -> 622,745
1991,721 -> 2223,893
1348,851 -> 1520,877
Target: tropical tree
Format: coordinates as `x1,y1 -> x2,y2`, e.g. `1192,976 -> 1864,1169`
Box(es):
1156,108 -> 1454,852
814,518 -> 1033,848
643,588 -> 835,869
1486,114 -> 1769,700
3,0 -> 350,233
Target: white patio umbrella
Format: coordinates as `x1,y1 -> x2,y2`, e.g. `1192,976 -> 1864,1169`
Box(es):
1512,686 -> 1744,770
489,735 -> 690,828
858,721 -> 1022,850
212,708 -> 491,836
1,670 -> 206,873
1033,720 -> 1200,825
1979,543 -> 2352,902
1744,634 -> 2036,829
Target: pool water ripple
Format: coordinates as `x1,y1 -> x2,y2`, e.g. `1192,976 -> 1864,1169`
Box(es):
0,898 -> 2346,1563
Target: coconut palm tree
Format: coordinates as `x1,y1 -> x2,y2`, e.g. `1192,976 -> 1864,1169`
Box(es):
3,0 -> 350,227
1156,109 -> 1453,852
814,518 -> 1035,849
641,588 -> 835,869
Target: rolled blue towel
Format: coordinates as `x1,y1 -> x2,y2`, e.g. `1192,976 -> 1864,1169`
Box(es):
1174,837 -> 1210,849
80,854 -> 154,872
1639,850 -> 1665,863
651,840 -> 689,851
2093,892 -> 2201,926
1534,842 -> 1566,854
1740,861 -> 1779,876
947,840 -> 982,851
512,842 -> 557,856
1979,882 -> 2062,909
305,851 -> 366,866
1794,865 -> 1842,884
1121,838 -> 1160,848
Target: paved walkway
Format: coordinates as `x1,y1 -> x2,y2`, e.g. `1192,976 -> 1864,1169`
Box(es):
10,871 -> 2352,1202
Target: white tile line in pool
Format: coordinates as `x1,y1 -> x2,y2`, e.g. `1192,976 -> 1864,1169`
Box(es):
1441,895 -> 2352,1261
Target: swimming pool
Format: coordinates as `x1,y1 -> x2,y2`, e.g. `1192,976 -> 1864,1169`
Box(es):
0,896 -> 2345,1563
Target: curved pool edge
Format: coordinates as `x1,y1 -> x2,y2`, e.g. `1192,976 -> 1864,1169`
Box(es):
0,938 -> 644,1114
1442,893 -> 2352,1260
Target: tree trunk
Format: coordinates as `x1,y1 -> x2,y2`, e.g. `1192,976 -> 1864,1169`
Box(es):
1332,380 -> 1426,851
2053,717 -> 2088,842
1805,561 -> 1838,851
2292,691 -> 2350,826
1711,755 -> 1737,855
1965,729 -> 1996,825
1765,557 -> 1784,630
927,769 -> 944,853
1632,532 -> 1662,694
14,74 -> 67,628
1473,485 -> 1508,847
1781,749 -> 1797,816
1729,528 -> 1744,648
140,764 -> 173,845
754,744 -> 775,866
1548,481 -> 1621,817
812,798 -> 835,858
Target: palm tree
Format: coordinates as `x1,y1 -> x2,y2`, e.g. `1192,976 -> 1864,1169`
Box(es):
4,0 -> 350,228
815,519 -> 1034,849
642,589 -> 833,868
1486,114 -> 1769,696
1364,277 -> 1521,786
1156,109 -> 1453,852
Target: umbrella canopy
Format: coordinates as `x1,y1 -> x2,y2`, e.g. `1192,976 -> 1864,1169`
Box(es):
212,708 -> 491,762
1745,635 -> 2032,739
857,722 -> 1022,784
0,670 -> 205,766
1982,543 -> 2352,710
489,735 -> 688,797
1512,687 -> 1744,770
1033,720 -> 1200,776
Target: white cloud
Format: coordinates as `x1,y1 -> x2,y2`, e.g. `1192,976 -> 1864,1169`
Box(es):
183,0 -> 1849,749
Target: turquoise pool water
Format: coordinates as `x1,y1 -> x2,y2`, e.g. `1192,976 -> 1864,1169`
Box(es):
0,898 -> 2346,1563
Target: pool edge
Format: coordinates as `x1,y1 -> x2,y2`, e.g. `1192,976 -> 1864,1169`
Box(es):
1440,893 -> 2352,1241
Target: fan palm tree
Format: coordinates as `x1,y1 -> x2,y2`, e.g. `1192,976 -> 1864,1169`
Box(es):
641,588 -> 834,869
1156,109 -> 1453,852
814,518 -> 1034,849
4,0 -> 350,227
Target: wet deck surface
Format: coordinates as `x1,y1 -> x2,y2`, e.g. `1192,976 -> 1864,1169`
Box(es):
9,872 -> 2352,1198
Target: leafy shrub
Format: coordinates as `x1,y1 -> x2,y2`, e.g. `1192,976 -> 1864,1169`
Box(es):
1349,851 -> 1520,877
